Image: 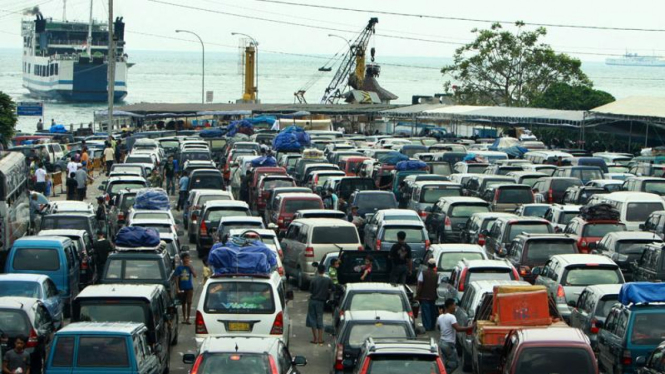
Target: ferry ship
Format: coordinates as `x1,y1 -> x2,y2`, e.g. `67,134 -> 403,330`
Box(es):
21,12 -> 128,102
605,53 -> 665,67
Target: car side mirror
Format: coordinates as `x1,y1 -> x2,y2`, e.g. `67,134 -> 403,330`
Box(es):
183,353 -> 196,364
324,325 -> 335,335
567,300 -> 577,308
98,185 -> 104,191
531,267 -> 542,276
587,242 -> 598,250
595,320 -> 604,329
180,245 -> 190,252
635,356 -> 646,367
639,223 -> 645,230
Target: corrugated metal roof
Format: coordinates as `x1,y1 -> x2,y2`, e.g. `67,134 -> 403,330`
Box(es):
591,96 -> 665,121
113,103 -> 399,116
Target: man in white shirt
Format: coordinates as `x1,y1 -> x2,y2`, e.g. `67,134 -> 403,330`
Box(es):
67,157 -> 78,175
437,298 -> 472,374
103,143 -> 115,176
34,163 -> 47,194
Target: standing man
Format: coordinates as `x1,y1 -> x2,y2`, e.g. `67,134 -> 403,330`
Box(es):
103,142 -> 115,176
175,253 -> 197,324
416,258 -> 438,331
437,299 -> 473,374
75,162 -> 94,201
80,147 -> 89,166
389,231 -> 412,285
114,139 -> 123,163
36,118 -> 43,132
177,171 -> 189,211
34,163 -> 47,194
306,264 -> 333,345
239,170 -> 251,201
29,193 -> 42,233
149,169 -> 163,188
67,156 -> 78,176
66,172 -> 78,200
2,335 -> 30,374
93,230 -> 113,274
163,155 -> 176,195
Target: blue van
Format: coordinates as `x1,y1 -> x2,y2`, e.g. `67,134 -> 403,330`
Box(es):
46,322 -> 160,374
4,237 -> 80,317
597,283 -> 665,374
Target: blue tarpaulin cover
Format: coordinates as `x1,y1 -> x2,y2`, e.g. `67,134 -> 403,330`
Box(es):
618,282 -> 665,305
503,146 -> 529,159
49,124 -> 67,133
199,128 -> 225,138
248,116 -> 277,125
210,239 -> 277,268
208,245 -> 273,275
272,126 -> 311,152
395,160 -> 428,171
134,188 -> 170,210
227,120 -> 254,137
379,152 -> 409,165
115,226 -> 161,248
251,156 -> 277,167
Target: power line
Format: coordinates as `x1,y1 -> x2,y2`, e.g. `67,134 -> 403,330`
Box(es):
253,0 -> 665,33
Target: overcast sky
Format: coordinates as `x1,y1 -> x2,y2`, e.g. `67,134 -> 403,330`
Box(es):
1,0 -> 664,61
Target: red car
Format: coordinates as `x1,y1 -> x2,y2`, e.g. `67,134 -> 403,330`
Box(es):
563,217 -> 627,253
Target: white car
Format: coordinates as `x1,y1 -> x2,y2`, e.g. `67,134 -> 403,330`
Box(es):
129,218 -> 180,236
127,209 -> 176,226
229,228 -> 286,278
47,201 -> 94,215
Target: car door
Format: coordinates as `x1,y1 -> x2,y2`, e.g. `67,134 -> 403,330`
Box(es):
634,249 -> 652,282
43,278 -> 64,327
535,260 -> 557,297
570,289 -> 590,331
598,308 -> 619,372
64,245 -> 80,299
281,224 -> 301,273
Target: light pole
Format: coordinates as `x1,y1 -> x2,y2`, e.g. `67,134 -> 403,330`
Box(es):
328,34 -> 352,51
176,29 -> 205,104
232,32 -> 259,101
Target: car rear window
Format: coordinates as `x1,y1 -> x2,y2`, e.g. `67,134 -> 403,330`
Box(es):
571,169 -> 603,181
206,209 -> 250,222
466,164 -> 488,174
523,206 -> 550,218
132,224 -> 172,234
381,227 -> 425,242
514,347 -> 593,374
420,186 -> 461,203
204,282 -> 275,314
497,188 -> 534,204
312,226 -> 358,244
366,355 -> 441,374
0,310 -> 29,335
383,215 -> 422,222
617,240 -> 659,254
347,323 -> 409,347
160,141 -> 179,149
438,252 -> 484,271
562,266 -> 622,286
466,269 -> 514,284
630,313 -> 665,346
595,296 -> 618,318
198,195 -> 231,206
507,223 -> 552,241
450,204 -> 490,218
552,179 -> 583,190
182,152 -> 211,161
561,212 -> 579,224
283,199 -> 322,213
78,302 -> 147,325
263,179 -> 294,190
110,183 -> 146,193
626,202 -> 664,222
133,212 -> 170,221
582,223 -> 626,237
13,248 -> 60,271
119,194 -> 137,210
356,194 -> 397,210
104,259 -> 163,280
519,177 -> 541,187
77,337 -> 129,367
125,156 -> 152,164
348,293 -> 405,313
525,241 -> 577,262
41,217 -> 89,231
51,337 -> 75,367
0,281 -> 41,298
190,176 -> 224,190
200,353 -> 269,374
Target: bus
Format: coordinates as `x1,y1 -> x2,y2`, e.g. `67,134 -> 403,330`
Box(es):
0,151 -> 30,269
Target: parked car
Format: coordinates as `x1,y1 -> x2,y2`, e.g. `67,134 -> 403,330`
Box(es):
484,216 -> 553,259
196,201 -> 251,258
570,284 -> 622,352
417,244 -> 488,281
107,189 -> 139,239
602,192 -> 665,231
425,197 -> 491,243
635,341 -> 665,374
480,184 -> 534,213
332,282 -> 415,331
640,210 -> 665,239
545,204 -> 582,232
564,217 -> 627,253
596,231 -> 662,281
370,222 -> 429,270
407,181 -> 462,219
461,212 -> 517,246
0,274 -> 64,329
37,229 -> 97,288
436,258 -> 519,303
353,338 -> 444,374
270,193 -> 324,234
515,203 -> 551,218
563,185 -> 608,205
631,242 -> 665,282
347,190 -> 398,218
553,165 -> 605,184
506,233 -> 579,283
531,177 -> 583,204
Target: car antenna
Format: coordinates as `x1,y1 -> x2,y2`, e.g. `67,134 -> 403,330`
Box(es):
235,343 -> 239,352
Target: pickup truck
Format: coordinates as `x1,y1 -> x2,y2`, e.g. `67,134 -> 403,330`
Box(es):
471,285 -> 565,374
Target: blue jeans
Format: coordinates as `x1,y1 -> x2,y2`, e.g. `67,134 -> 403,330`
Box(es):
420,300 -> 436,331
166,176 -> 176,195
440,341 -> 458,373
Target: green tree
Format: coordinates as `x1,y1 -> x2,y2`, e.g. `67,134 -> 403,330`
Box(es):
530,82 -> 615,111
0,92 -> 17,146
442,22 -> 591,107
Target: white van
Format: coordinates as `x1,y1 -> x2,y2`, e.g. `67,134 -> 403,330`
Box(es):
600,192 -> 665,230
195,271 -> 292,348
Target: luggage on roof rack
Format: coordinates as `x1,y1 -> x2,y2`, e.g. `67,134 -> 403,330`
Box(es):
133,188 -> 170,211
579,203 -> 619,221
115,226 -> 161,249
618,282 -> 665,305
208,237 -> 277,275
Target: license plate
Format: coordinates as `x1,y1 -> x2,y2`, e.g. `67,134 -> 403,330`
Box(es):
228,322 -> 251,332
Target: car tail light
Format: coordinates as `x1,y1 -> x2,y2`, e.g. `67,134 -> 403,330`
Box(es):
590,318 -> 600,334
425,240 -> 431,250
195,311 -> 208,334
548,188 -> 554,203
444,216 -> 452,228
376,239 -> 381,249
478,234 -> 485,246
190,354 -> 204,374
407,310 -> 414,321
334,344 -> 344,370
26,328 -> 38,348
511,267 -> 520,280
81,260 -> 89,270
117,212 -> 125,222
305,247 -> 314,258
556,285 -> 566,303
200,220 -> 208,237
268,356 -> 279,374
270,311 -> 284,335
622,350 -> 632,366
358,245 -> 363,250
494,189 -> 500,202
436,358 -> 446,374
418,210 -> 428,218
358,356 -> 371,374
458,268 -> 468,292
519,266 -> 531,276
278,266 -> 284,276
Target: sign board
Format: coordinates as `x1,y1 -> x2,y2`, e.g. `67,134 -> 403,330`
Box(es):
17,102 -> 43,116
206,91 -> 213,103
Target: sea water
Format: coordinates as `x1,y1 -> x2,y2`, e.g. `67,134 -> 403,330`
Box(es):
0,48 -> 663,133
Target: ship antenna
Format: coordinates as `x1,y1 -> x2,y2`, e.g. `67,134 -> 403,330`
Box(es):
62,0 -> 66,21
86,0 -> 93,57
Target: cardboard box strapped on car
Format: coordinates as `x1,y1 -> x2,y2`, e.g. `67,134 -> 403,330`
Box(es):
491,285 -> 550,325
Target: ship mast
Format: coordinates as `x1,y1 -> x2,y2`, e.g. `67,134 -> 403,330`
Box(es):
62,0 -> 66,21
107,0 -> 115,131
86,0 -> 93,57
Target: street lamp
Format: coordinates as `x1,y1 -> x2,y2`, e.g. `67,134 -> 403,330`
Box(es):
328,34 -> 352,51
176,29 -> 205,104
232,32 -> 259,101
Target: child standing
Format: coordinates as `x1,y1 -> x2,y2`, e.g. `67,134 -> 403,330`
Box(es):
175,253 -> 197,324
360,256 -> 373,282
2,335 -> 30,374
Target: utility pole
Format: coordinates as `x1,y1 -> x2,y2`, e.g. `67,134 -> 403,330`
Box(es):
107,0 -> 115,132
63,0 -> 67,21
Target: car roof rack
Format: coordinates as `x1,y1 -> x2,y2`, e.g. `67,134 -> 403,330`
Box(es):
366,337 -> 438,353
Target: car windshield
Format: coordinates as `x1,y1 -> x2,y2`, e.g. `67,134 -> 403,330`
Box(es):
183,152 -> 211,161
347,323 -> 409,347
312,227 -> 358,244
0,281 -> 41,298
571,169 -> 603,181
264,179 -> 294,189
467,164 -> 488,174
604,183 -> 623,192
160,140 -> 179,149
520,177 -> 541,187
497,188 -> 534,204
191,176 -> 224,190
508,224 -> 551,241
514,347 -> 594,374
284,199 -> 322,213
348,293 -> 405,313
382,227 -> 425,242
13,248 -> 60,271
525,241 -> 577,262
0,310 -> 29,335
132,224 -> 172,234
421,187 -> 461,203
206,209 -> 250,222
617,240 -> 658,254
430,164 -> 452,175
199,353 -> 269,374
78,303 -> 147,324
583,223 -> 626,237
552,179 -> 583,190
608,166 -> 630,173
110,183 -> 145,193
631,313 -> 665,346
563,267 -> 621,286
356,194 -> 397,210
626,202 -> 664,222
595,297 -> 618,318
76,337 -> 129,368
113,166 -> 141,174
523,206 -> 550,218
204,282 -> 275,314
104,259 -> 163,280
133,212 -> 170,221
383,215 -> 422,222
366,355 -> 441,374
439,253 -> 484,271
561,212 -> 579,224
125,156 -> 152,164
450,204 -> 490,218
467,269 -> 513,283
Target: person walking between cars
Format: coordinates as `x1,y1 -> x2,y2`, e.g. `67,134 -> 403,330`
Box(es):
29,194 -> 42,233
75,162 -> 94,201
175,253 -> 197,324
417,258 -> 438,331
149,169 -> 163,188
389,231 -> 412,285
93,230 -> 113,273
239,170 -> 252,202
307,264 -> 333,346
34,163 -> 46,194
66,172 -> 78,200
103,142 -> 114,176
163,155 -> 176,195
437,299 -> 473,374
2,335 -> 30,374
177,171 -> 189,211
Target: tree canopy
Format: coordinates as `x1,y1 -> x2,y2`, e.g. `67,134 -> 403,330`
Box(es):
442,22 -> 591,107
0,92 -> 17,146
530,82 -> 615,111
